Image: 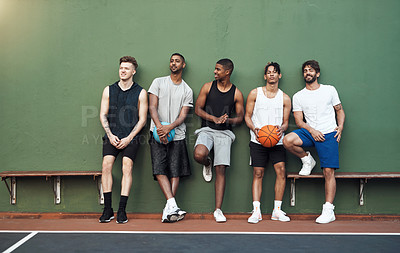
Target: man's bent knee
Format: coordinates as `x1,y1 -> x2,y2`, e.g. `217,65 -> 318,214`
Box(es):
194,145 -> 208,163
283,133 -> 302,148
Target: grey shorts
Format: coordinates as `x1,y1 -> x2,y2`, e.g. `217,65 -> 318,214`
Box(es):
194,127 -> 236,166
149,133 -> 191,180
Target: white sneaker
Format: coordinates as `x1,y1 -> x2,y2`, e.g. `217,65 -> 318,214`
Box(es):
161,206 -> 179,223
213,209 -> 226,222
177,208 -> 187,221
299,151 -> 316,176
316,203 -> 336,224
248,210 -> 262,224
271,209 -> 291,222
203,157 -> 212,182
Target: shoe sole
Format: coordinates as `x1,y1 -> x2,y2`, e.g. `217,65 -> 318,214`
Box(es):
169,214 -> 179,222
99,216 -> 114,223
316,217 -> 336,224
203,169 -> 212,182
116,219 -> 128,224
271,217 -> 290,222
162,214 -> 179,223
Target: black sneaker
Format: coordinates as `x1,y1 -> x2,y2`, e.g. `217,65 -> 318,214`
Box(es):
116,209 -> 128,224
99,208 -> 114,223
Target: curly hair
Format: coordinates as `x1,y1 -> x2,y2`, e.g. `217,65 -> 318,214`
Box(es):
264,62 -> 281,75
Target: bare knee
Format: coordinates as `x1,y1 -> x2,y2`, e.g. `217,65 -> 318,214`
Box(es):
102,158 -> 114,174
193,145 -> 209,164
282,133 -> 296,148
323,168 -> 335,180
122,158 -> 133,176
215,165 -> 226,176
253,168 -> 264,179
274,163 -> 286,180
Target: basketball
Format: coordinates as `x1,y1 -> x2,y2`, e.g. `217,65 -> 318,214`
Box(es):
257,125 -> 281,148
153,122 -> 175,143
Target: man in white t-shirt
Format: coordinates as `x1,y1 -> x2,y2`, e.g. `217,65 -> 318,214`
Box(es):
283,60 -> 345,224
148,53 -> 193,223
245,62 -> 291,223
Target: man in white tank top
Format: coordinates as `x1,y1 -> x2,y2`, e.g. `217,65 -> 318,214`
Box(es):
245,62 -> 292,223
283,60 -> 345,224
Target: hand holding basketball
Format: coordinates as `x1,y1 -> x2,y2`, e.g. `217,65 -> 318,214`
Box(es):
257,125 -> 282,148
153,122 -> 175,144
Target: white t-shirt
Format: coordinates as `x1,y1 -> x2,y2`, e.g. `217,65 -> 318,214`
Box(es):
293,84 -> 341,134
250,87 -> 284,145
148,76 -> 193,141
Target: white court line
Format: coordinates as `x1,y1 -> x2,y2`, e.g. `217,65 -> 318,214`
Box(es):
0,230 -> 399,236
3,231 -> 38,253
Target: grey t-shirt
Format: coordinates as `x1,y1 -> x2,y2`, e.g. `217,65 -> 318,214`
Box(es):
148,76 -> 193,141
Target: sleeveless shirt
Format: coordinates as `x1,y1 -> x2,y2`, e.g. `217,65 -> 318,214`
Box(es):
201,80 -> 236,131
250,87 -> 284,145
106,81 -> 143,140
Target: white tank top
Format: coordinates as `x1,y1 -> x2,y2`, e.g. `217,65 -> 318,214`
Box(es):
250,87 -> 284,145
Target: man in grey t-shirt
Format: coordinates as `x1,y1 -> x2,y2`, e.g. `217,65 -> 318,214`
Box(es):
148,53 -> 193,223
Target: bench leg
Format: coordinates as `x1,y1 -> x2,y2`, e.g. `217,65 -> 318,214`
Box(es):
54,176 -> 61,204
97,176 -> 104,205
11,177 -> 16,204
2,177 -> 16,204
290,178 -> 296,206
360,178 -> 367,206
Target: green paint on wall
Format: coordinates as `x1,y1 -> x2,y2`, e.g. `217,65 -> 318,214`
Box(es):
1,0 -> 399,215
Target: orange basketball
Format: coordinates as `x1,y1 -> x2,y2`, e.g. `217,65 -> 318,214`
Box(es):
257,125 -> 281,148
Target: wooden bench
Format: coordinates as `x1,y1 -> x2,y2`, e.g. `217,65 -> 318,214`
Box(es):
287,172 -> 400,206
0,171 -> 103,205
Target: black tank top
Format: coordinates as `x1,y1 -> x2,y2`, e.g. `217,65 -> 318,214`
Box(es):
201,80 -> 236,130
106,81 -> 143,140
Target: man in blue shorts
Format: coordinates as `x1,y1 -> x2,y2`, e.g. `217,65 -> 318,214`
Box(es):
148,53 -> 193,223
99,56 -> 148,224
283,60 -> 345,224
193,58 -> 244,222
245,62 -> 292,223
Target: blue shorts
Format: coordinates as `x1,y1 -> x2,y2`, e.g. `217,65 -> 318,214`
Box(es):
293,128 -> 339,169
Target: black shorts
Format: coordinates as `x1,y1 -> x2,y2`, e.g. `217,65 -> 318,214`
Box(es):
249,141 -> 286,167
102,136 -> 140,161
149,133 -> 191,180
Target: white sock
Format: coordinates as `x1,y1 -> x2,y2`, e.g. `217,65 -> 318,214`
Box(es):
301,152 -> 310,163
167,197 -> 177,208
274,200 -> 282,210
253,201 -> 260,211
324,202 -> 333,207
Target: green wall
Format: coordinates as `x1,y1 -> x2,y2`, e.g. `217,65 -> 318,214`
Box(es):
1,0 -> 399,215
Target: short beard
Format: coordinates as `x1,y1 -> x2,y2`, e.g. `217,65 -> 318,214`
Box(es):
170,68 -> 181,74
304,75 -> 317,84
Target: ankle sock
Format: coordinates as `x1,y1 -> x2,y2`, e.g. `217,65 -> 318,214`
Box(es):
253,201 -> 260,211
274,200 -> 282,210
301,153 -> 310,163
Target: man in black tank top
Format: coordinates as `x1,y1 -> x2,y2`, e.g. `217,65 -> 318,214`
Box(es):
193,58 -> 244,222
99,56 -> 148,224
